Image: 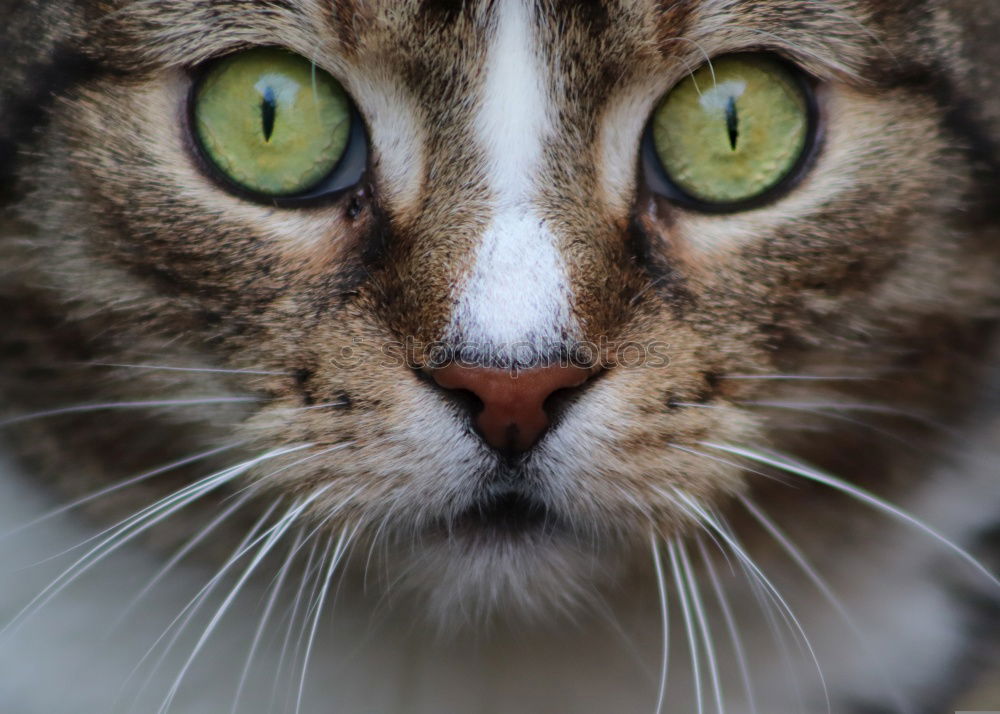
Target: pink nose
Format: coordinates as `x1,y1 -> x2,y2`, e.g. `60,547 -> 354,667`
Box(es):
429,364 -> 595,453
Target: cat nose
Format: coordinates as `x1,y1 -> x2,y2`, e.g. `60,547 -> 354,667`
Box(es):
429,364 -> 595,453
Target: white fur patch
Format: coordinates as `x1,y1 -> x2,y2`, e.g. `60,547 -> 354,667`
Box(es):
447,0 -> 576,350
349,69 -> 426,215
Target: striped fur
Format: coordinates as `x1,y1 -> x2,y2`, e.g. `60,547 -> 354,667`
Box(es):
1,1 -> 999,711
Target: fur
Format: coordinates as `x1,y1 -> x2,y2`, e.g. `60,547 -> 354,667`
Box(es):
1,0 -> 998,711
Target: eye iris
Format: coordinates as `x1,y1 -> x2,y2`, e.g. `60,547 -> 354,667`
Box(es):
652,55 -> 809,206
194,48 -> 352,197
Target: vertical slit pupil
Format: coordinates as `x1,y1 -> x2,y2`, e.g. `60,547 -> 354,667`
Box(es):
725,96 -> 739,151
261,86 -> 277,142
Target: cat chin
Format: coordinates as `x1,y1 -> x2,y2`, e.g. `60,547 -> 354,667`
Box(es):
375,529 -> 623,633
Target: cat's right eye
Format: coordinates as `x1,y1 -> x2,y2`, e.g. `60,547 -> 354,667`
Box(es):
191,48 -> 366,203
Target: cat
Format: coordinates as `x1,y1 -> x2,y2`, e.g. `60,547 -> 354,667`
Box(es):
1,0 -> 999,712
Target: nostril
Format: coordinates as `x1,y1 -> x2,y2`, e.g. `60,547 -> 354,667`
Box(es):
443,385 -> 484,418
542,378 -> 597,423
425,363 -> 596,453
414,368 -> 484,415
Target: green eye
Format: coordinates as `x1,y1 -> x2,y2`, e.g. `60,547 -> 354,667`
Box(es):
193,48 -> 354,197
649,54 -> 813,208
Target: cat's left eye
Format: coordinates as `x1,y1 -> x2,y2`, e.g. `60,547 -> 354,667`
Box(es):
643,54 -> 818,212
190,48 -> 367,203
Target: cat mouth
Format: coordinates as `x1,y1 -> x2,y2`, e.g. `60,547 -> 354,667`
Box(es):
444,491 -> 559,540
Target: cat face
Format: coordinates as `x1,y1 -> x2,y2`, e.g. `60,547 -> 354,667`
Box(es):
6,0 -> 999,618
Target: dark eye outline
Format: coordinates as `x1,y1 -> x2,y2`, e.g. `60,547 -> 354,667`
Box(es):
641,53 -> 823,215
185,49 -> 369,209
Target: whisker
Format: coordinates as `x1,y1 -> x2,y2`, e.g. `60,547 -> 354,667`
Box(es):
21,444 -> 307,569
0,396 -> 260,427
284,537 -> 335,712
119,501 -> 282,711
735,401 -> 921,447
231,527 -> 304,714
630,277 -> 669,307
227,442 -> 356,500
270,538 -> 320,712
82,361 -> 291,377
678,541 -> 725,714
727,25 -> 857,77
666,489 -> 831,714
363,509 -> 398,594
156,492 -> 328,714
0,441 -> 246,542
698,537 -> 758,714
650,534 -> 670,714
295,523 -> 358,714
717,374 -> 878,382
676,398 -> 935,444
2,445 -> 310,638
741,400 -> 932,419
277,401 -> 351,413
695,501 -> 808,710
670,443 -> 790,487
701,443 -> 1000,590
113,491 -> 257,630
737,401 -> 961,442
740,551 -> 807,711
739,497 -> 912,713
668,539 -> 703,714
660,37 -> 716,95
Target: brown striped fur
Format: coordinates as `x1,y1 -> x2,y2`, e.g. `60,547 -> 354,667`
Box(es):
0,0 -> 999,708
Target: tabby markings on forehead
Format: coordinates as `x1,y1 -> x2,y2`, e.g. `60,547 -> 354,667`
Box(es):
446,0 -> 576,350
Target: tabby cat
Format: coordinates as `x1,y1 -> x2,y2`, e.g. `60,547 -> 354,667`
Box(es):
1,0 -> 999,712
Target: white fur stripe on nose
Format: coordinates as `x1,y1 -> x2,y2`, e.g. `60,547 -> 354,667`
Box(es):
447,0 -> 576,349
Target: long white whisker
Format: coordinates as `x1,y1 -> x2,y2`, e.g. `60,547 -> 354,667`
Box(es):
729,26 -> 855,75
364,503 -> 405,594
668,539 -> 703,714
702,442 -> 1000,590
23,454 -> 260,570
113,491 -> 256,630
740,550 -> 807,711
737,401 -> 922,447
277,401 -> 352,413
739,400 -> 952,433
271,538 -> 320,711
156,492 -> 327,714
651,534 -> 670,714
667,489 -> 831,714
693,505 -> 805,710
0,441 -> 246,541
717,374 -> 877,382
118,501 -> 282,711
670,443 -> 790,488
295,524 -> 357,714
678,541 -> 725,714
660,37 -> 716,93
698,537 -> 757,714
231,528 -> 304,714
739,497 -> 913,713
284,537 -> 335,712
228,442 -> 356,499
2,445 -> 309,637
83,361 -> 290,376
0,396 -> 260,427
705,507 -> 809,712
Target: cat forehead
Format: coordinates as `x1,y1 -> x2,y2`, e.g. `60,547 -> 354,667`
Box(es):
109,0 -> 878,78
